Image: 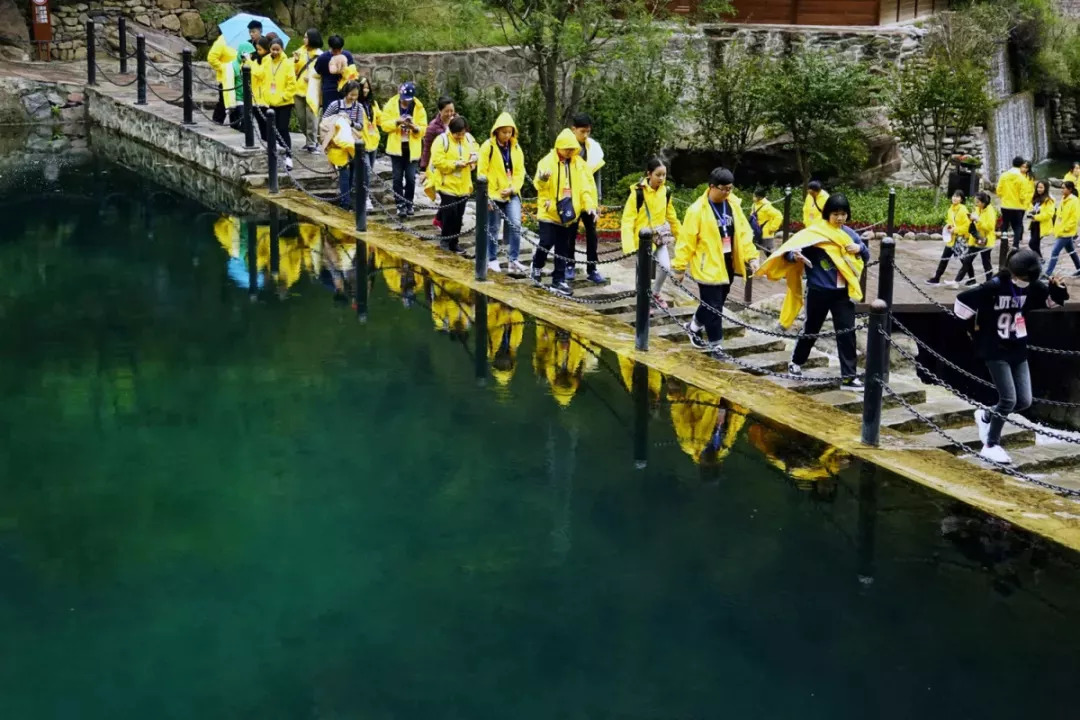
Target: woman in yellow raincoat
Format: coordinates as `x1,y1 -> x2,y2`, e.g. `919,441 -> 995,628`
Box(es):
954,191 -> 997,286
756,193 -> 869,389
620,157 -> 682,308
206,34 -> 237,124
1027,179 -> 1054,258
803,181 -> 829,227
928,189 -> 972,285
291,29 -> 323,152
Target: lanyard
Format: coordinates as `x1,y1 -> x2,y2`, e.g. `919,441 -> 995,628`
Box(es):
556,160 -> 572,195
709,200 -> 732,237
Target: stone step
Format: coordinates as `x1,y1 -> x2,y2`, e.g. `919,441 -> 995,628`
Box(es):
732,350 -> 828,373
904,423 -> 1034,452
814,380 -> 927,412
653,322 -> 751,344
879,396 -> 977,433
1007,444 -> 1080,473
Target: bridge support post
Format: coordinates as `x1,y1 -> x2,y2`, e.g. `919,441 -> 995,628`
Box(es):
633,362 -> 649,469
265,109 -> 278,194
354,239 -> 368,323
136,35 -> 147,105
354,148 -> 368,231
475,177 -> 489,280
181,49 -> 194,125
118,17 -> 128,74
782,187 -> 792,244
86,21 -> 96,86
861,299 -> 890,446
241,65 -> 254,148
635,228 -> 653,352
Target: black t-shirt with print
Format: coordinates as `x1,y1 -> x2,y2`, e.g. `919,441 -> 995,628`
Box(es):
954,276 -> 1068,360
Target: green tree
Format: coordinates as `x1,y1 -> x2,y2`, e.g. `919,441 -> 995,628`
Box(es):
887,58 -> 993,194
485,0 -> 730,143
691,45 -> 774,170
760,48 -> 875,191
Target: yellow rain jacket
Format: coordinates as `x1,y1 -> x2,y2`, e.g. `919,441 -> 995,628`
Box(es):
803,190 -> 829,227
431,130 -> 480,197
336,63 -> 359,92
1065,170 -> 1080,185
245,54 -> 267,106
533,324 -> 595,407
488,301 -> 525,387
968,205 -> 998,247
380,95 -> 427,158
294,46 -> 321,114
476,112 -> 526,201
1031,196 -> 1056,230
996,167 -> 1034,211
620,181 -> 682,255
672,191 -> 758,286
752,197 -> 783,238
431,279 -> 473,333
207,35 -> 237,109
756,222 -> 865,328
360,99 -> 382,152
320,114 -> 356,169
533,129 -> 597,226
944,202 -> 971,247
668,386 -> 748,464
617,355 -> 662,401
259,54 -> 298,106
214,215 -> 241,256
1054,193 -> 1079,237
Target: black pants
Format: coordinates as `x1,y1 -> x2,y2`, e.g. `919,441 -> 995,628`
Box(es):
1001,208 -> 1025,249
570,212 -> 599,275
792,287 -> 857,379
321,90 -> 342,112
931,244 -> 959,281
271,104 -> 292,153
532,221 -> 573,284
439,193 -> 467,251
212,97 -> 227,124
695,283 -> 733,343
391,143 -> 416,214
1029,221 -> 1043,257
229,106 -> 243,130
955,245 -> 993,283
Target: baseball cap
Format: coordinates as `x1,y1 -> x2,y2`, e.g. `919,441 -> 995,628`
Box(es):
399,82 -> 416,100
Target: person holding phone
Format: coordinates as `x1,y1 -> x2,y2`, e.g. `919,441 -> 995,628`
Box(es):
380,82 -> 427,218
430,116 -> 480,254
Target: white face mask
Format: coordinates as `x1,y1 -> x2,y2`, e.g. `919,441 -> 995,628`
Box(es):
1012,275 -> 1031,288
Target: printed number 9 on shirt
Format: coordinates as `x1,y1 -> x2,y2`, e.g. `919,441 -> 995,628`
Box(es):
997,312 -> 1027,339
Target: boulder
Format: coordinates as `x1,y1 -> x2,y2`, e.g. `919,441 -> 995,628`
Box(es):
20,92 -> 52,121
178,11 -> 205,39
0,0 -> 31,54
273,0 -> 292,27
158,0 -> 181,8
161,14 -> 181,32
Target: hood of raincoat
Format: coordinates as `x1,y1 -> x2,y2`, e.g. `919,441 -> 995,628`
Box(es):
236,41 -> 255,59
489,112 -> 518,143
553,128 -> 580,156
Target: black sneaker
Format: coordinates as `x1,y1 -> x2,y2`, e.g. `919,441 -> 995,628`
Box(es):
684,322 -> 708,349
841,377 -> 865,392
587,271 -> 606,284
925,277 -> 941,285
406,206 -> 416,217
565,266 -> 576,281
550,281 -> 573,297
530,268 -> 543,284
964,278 -> 977,286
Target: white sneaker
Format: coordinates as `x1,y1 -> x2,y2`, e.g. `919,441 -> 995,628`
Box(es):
366,197 -> 373,212
488,260 -> 502,273
979,443 -> 1012,465
509,260 -> 528,274
974,408 -> 991,445
788,361 -> 802,376
284,156 -> 293,171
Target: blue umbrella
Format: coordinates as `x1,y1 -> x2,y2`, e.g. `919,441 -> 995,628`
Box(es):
218,13 -> 290,49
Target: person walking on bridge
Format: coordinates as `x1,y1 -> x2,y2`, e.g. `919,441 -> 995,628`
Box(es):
955,192 -> 998,286
477,112 -> 526,274
567,113 -> 607,284
927,190 -> 972,285
620,157 -> 683,309
380,82 -> 426,219
1027,180 -> 1054,258
430,116 -> 480,255
757,193 -> 869,391
996,156 -> 1034,250
1046,180 -> 1080,277
956,249 -> 1068,465
670,167 -> 758,352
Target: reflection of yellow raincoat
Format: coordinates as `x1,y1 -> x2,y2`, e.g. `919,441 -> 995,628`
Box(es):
617,355 -> 662,401
667,385 -> 747,464
431,279 -> 473,333
373,248 -> 423,299
214,215 -> 241,256
747,422 -> 848,489
755,222 -> 865,328
488,301 -> 524,386
534,324 -> 597,407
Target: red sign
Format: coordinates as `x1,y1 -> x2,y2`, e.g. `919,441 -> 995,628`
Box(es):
30,0 -> 52,43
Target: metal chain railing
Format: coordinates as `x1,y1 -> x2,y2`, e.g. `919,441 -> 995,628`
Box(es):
491,201 -> 637,267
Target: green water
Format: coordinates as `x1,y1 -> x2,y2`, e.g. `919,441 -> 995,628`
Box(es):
3,157 -> 1080,719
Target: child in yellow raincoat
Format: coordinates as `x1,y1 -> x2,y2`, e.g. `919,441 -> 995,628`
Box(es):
206,34 -> 237,124
955,191 -> 997,286
291,29 -> 323,152
756,193 -> 869,389
928,189 -> 972,285
803,181 -> 829,227
430,115 -> 480,254
620,157 -> 682,308
1027,179 -> 1054,258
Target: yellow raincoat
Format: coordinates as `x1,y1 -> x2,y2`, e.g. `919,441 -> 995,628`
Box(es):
431,279 -> 473,334
803,190 -> 829,227
294,46 -> 321,114
431,130 -> 480,197
672,191 -> 758,285
668,385 -> 748,464
968,205 -> 998,248
533,129 -> 597,226
996,167 -> 1034,211
755,222 -> 865,328
617,355 -> 662,402
533,324 -> 597,407
748,422 -> 849,490
207,35 -> 237,109
379,94 -> 427,158
259,54 -> 298,106
751,197 -> 783,238
320,114 -> 356,169
476,112 -> 526,201
945,202 -> 972,247
360,99 -> 382,151
620,180 -> 682,255
1054,193 -> 1079,238
1031,195 -> 1056,232
488,301 -> 525,387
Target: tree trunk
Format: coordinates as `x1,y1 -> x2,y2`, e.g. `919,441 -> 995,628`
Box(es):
538,55 -> 560,144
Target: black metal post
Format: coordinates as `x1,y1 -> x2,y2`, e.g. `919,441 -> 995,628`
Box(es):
998,231 -> 1009,270
86,21 -> 96,86
181,49 -> 194,125
136,35 -> 147,105
886,186 -> 896,240
856,462 -> 878,587
269,206 -> 280,278
782,187 -> 792,243
743,272 -> 753,303
354,239 -> 369,322
266,108 -> 278,194
354,150 -> 367,231
861,299 -> 889,446
118,17 -> 128,74
246,219 -> 258,301
633,361 -> 649,469
474,294 -> 488,384
241,65 -> 254,148
635,228 -> 652,352
475,177 -> 489,280
877,237 -> 895,309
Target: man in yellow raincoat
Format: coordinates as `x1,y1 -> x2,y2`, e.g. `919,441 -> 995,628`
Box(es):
670,167 -> 759,351
430,115 -> 480,254
756,193 -> 869,390
207,34 -> 237,124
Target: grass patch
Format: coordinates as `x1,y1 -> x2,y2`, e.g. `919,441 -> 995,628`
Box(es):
338,4 -> 515,54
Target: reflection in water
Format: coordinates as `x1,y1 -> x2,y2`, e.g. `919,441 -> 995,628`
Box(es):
533,323 -> 599,408
748,421 -> 850,499
487,300 -> 524,389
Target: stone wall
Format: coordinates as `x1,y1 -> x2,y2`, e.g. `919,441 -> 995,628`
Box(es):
48,0 -> 233,60
352,47 -> 533,100
0,75 -> 87,124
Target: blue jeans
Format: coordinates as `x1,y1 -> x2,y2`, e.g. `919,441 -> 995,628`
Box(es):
337,163 -> 353,209
390,154 -> 416,213
487,195 -> 522,262
1046,235 -> 1080,276
984,358 -> 1032,446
